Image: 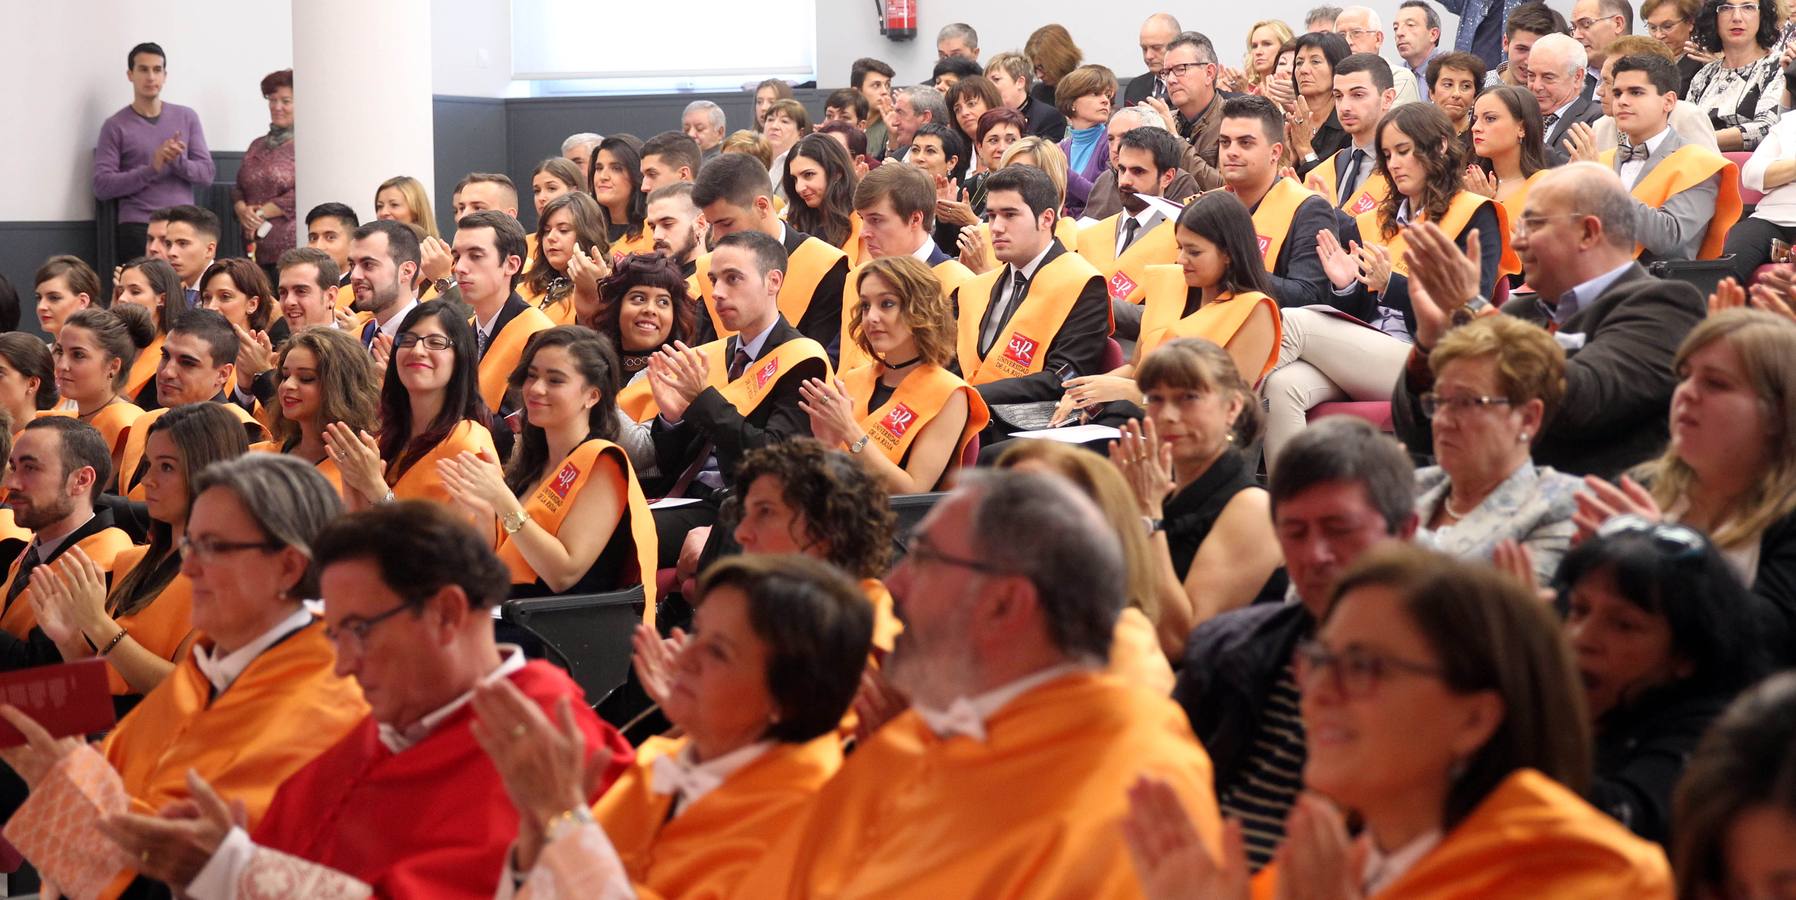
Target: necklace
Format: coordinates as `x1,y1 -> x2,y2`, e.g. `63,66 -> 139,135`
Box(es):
1442,492 -> 1480,520
879,354 -> 922,369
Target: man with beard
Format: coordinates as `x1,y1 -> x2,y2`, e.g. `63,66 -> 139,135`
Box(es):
1076,127 -> 1185,340
738,470 -> 1222,896
1219,95 -> 1339,309
345,220 -> 423,351
646,182 -> 706,278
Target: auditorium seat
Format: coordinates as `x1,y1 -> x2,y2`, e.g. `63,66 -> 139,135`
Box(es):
1726,152 -> 1763,207
1102,337 -> 1125,372
499,585 -> 645,710
889,492 -> 949,557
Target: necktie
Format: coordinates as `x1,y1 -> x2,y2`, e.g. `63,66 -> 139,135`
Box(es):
1118,216 -> 1142,256
4,544 -> 43,611
1542,112 -> 1560,133
980,270 -> 1030,357
1619,141 -> 1650,164
1340,149 -> 1366,198
361,319 -> 379,350
475,327 -> 491,360
728,347 -> 751,381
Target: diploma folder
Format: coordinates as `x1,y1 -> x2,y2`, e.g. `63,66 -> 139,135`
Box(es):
0,658 -> 116,748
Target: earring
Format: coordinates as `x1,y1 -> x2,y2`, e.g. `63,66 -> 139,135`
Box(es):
1518,432 -> 1531,444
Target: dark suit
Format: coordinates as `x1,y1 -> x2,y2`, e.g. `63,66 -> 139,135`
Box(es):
781,227 -> 848,364
1336,203 -> 1504,334
1122,71 -> 1165,106
1543,86 -> 1606,158
957,241 -> 1110,405
1258,191 -> 1339,309
921,243 -> 954,267
1020,96 -> 1068,142
1392,263 -> 1704,478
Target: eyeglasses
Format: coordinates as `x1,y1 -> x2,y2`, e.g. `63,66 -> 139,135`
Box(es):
324,603 -> 414,657
1716,3 -> 1760,15
1160,62 -> 1212,81
1645,16 -> 1690,34
1595,514 -> 1708,559
396,332 -> 453,351
1572,14 -> 1621,30
1293,640 -> 1446,700
1419,392 -> 1513,417
903,532 -> 1014,576
1335,27 -> 1377,42
1513,211 -> 1588,236
178,534 -> 281,563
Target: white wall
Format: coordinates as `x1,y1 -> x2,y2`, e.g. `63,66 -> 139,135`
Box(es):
432,0 -> 515,98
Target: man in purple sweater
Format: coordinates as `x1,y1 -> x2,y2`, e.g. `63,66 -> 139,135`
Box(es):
93,42 -> 214,264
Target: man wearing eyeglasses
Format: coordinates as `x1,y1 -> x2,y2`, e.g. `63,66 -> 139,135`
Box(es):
1389,162 -> 1706,478
1332,7 -> 1422,105
1174,416 -> 1418,870
1150,31 -> 1227,191
1572,0 -> 1634,80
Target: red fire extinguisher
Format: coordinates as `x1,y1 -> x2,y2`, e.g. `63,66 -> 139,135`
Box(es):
878,0 -> 917,41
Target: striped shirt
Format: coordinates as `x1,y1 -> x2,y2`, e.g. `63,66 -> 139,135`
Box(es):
1217,662 -> 1308,870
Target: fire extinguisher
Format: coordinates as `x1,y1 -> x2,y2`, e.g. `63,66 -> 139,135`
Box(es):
876,0 -> 917,41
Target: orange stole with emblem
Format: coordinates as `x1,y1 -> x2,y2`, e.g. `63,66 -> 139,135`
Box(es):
124,333 -> 164,399
1599,144 -> 1742,260
1245,178 -> 1323,270
100,545 -> 195,695
475,305 -> 556,411
390,419 -> 497,507
1355,190 -> 1519,279
0,528 -> 136,639
840,364 -> 988,481
496,439 -> 658,623
837,256 -> 976,372
1138,267 -> 1283,385
1311,151 -> 1391,214
1075,214 -> 1179,306
1497,172 -> 1546,276
618,338 -> 830,425
690,237 -> 846,337
117,404 -> 268,501
40,400 -> 144,457
954,251 -> 1103,385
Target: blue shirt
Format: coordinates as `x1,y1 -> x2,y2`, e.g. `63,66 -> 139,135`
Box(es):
1551,261 -> 1634,327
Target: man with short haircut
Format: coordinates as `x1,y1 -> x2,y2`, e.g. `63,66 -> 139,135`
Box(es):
932,56 -> 983,94
1123,13 -> 1182,105
1083,108 -> 1203,220
452,173 -> 520,219
1530,33 -> 1606,151
954,165 -> 1109,409
346,220 -> 423,348
645,182 -> 707,276
1436,0 -> 1531,71
936,22 -> 979,60
144,207 -> 173,261
305,203 -> 358,281
1572,0 -> 1633,77
1156,30 -> 1227,191
1077,127 -> 1184,333
986,52 -> 1067,141
117,311 -> 264,496
852,57 -> 898,157
742,470 -> 1223,896
562,132 -> 602,182
639,131 -> 701,194
0,418 -> 135,644
1333,7 -> 1422,104
274,247 -> 341,336
113,500 -> 633,898
1176,416 -> 1418,869
1306,5 -> 1343,31
1306,53 -> 1399,213
1493,1 -> 1569,87
690,154 -> 848,356
680,103 -> 726,160
1393,162 -> 1705,477
824,89 -> 869,128
1601,53 -> 1740,263
836,163 -> 977,370
1218,95 -> 1338,310
1394,1 -> 1444,97
161,204 -> 220,305
886,86 -> 948,162
648,230 -> 830,500
94,42 -> 215,265
456,210 -> 552,414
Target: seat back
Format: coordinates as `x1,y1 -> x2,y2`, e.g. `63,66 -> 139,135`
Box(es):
1101,337 -> 1125,372
500,585 -> 645,709
889,492 -> 949,556
1725,151 -> 1763,206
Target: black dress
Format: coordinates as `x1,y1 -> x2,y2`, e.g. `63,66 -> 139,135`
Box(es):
1590,684 -> 1732,845
1164,449 -> 1258,582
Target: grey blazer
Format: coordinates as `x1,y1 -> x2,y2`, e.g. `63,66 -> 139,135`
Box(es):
1615,127 -> 1722,263
1414,463 -> 1582,585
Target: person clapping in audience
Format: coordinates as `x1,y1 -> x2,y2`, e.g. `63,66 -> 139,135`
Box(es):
253,326 -> 378,491
521,191 -> 612,326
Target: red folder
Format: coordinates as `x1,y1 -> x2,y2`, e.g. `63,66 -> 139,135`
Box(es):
0,659 -> 116,748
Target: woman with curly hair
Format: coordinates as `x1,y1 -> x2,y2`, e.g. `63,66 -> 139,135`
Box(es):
252,326 -> 379,491
595,253 -> 700,424
1686,0 -> 1784,151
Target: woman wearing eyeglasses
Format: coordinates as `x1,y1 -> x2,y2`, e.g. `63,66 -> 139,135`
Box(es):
1686,0 -> 1783,151
1577,309 -> 1796,665
325,300 -> 496,517
1123,545 -> 1675,898
0,454 -> 367,899
1642,0 -> 1704,94
1554,517 -> 1768,845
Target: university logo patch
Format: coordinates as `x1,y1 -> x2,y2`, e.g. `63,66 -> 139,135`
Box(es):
1108,270 -> 1138,301
754,357 -> 780,389
881,403 -> 918,439
1349,192 -> 1377,215
1002,332 -> 1039,368
550,462 -> 580,498
1257,234 -> 1271,256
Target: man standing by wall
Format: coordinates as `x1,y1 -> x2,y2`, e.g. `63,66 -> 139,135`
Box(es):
94,42 -> 215,267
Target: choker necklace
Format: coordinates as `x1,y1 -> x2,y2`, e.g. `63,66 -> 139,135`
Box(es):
1442,492 -> 1479,520
879,354 -> 922,369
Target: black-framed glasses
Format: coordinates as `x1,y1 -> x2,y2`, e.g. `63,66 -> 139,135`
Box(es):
324,603 -> 414,657
178,535 -> 281,563
1293,640 -> 1446,699
396,333 -> 453,351
1160,62 -> 1211,81
1595,514 -> 1708,559
1419,392 -> 1513,417
903,532 -> 1014,577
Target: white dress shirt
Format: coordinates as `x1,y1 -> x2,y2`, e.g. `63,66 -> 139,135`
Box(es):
913,660 -> 1097,743
1618,127 -> 1672,191
190,607 -> 314,694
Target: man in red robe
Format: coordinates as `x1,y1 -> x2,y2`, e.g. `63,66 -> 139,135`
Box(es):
103,502 -> 633,899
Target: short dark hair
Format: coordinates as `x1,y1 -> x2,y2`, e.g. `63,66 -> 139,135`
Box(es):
163,204 -> 220,242
815,120 -> 870,158
641,130 -> 702,179
911,122 -> 967,169
692,152 -> 775,210
315,501 -> 513,610
1222,93 -> 1287,144
695,554 -> 875,743
260,68 -> 292,97
1696,0 -> 1779,51
1269,415 -> 1415,533
984,164 -> 1060,221
1427,50 -> 1489,91
824,89 -> 871,121
714,230 -> 788,278
932,55 -> 984,83
1506,0 -> 1569,38
1673,673 -> 1796,899
1398,0 -> 1442,33
147,207 -> 175,226
727,439 -> 895,578
127,42 -> 165,70
1334,52 -> 1395,93
276,247 -> 340,293
851,57 -> 896,89
1611,52 -> 1681,96
352,219 -> 423,272
1292,31 -> 1351,77
455,210 -> 529,290
167,307 -> 240,369
1117,126 -> 1183,173
23,417 -> 111,504
306,202 -> 359,229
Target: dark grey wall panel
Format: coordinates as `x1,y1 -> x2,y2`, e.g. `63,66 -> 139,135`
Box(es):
0,222 -> 94,338
432,97 -> 512,237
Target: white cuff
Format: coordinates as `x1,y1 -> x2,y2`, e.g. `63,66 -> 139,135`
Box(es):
185,825 -> 254,900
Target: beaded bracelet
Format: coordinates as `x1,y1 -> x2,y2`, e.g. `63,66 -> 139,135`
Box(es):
99,628 -> 128,657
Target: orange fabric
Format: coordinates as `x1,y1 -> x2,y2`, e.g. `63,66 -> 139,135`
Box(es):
839,363 -> 988,486
248,440 -> 344,492
690,236 -> 847,337
1310,152 -> 1390,214
1075,215 -> 1180,306
118,404 -> 267,501
0,528 -> 136,638
1138,268 -> 1283,385
954,251 -> 1104,385
476,304 -> 556,411
838,256 -> 975,372
0,509 -> 28,546
124,334 -> 164,399
843,213 -> 869,268
1600,144 -> 1743,260
738,671 -> 1223,898
860,577 -> 902,656
611,227 -> 656,261
616,337 -> 831,423
1109,607 -> 1174,695
496,440 -> 658,622
40,400 -> 145,459
389,419 -> 497,507
1244,178 -> 1324,270
1355,191 -> 1519,281
101,545 -> 194,695
334,283 -> 356,312
97,619 -> 369,899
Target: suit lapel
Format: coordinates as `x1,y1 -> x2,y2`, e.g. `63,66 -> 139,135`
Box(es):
1633,130 -> 1687,187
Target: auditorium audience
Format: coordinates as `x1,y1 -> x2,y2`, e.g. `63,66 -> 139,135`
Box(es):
986,51 -> 1068,141
232,68 -> 296,277
34,256 -> 100,342
1644,0 -> 1705,92
593,252 -> 700,430
196,258 -> 273,336
1332,6 -> 1423,103
781,133 -> 861,262
1427,50 -> 1487,143
373,174 -> 440,241
1723,76 -> 1796,281
1465,84 -> 1551,221
1074,126 -> 1183,314
342,220 -> 425,352
1601,54 -> 1739,264
1672,671 -> 1796,899
851,57 -> 897,157
113,257 -> 179,397
47,306 -> 152,458
1155,31 -> 1228,191
846,162 -> 976,372
639,131 -> 701,196
680,103 -> 725,159
1056,65 -> 1118,218
255,327 -> 377,491
1530,34 -> 1605,154
0,334 -> 56,435
1687,0 -> 1784,151
1240,19 -> 1297,96
1213,98 -> 1337,311
304,203 -> 358,284
562,132 -> 602,180
947,75 -> 1000,173
762,99 -> 811,195
1589,35 -> 1720,154
752,79 -> 794,135
1288,31 -> 1352,176
272,248 -> 340,336
94,43 -> 214,261
458,210 -> 552,416
643,182 -> 707,276
523,191 -> 611,325
1303,52 -> 1398,211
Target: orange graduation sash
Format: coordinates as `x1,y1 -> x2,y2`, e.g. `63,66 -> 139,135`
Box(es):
475,304 -> 556,411
1599,144 -> 1742,260
100,544 -> 194,695
124,333 -> 164,400
1246,178 -> 1323,271
1076,213 -> 1179,306
838,256 -> 976,373
1355,190 -> 1519,280
617,337 -> 831,425
0,527 -> 136,639
117,403 -> 268,501
1138,267 -> 1283,384
840,363 -> 990,480
1311,150 -> 1391,215
389,419 -> 497,505
40,399 -> 145,458
1497,172 -> 1546,276
955,250 -> 1103,385
249,440 -> 345,493
495,439 -> 659,624
610,226 -> 655,261
691,236 -> 847,337
333,283 -> 356,312
843,212 -> 869,268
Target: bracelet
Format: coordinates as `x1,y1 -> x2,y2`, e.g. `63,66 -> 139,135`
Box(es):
543,804 -> 594,841
99,628 -> 129,657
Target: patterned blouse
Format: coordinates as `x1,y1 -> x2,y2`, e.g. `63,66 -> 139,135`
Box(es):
232,132 -> 297,264
1414,462 -> 1582,586
1686,53 -> 1784,151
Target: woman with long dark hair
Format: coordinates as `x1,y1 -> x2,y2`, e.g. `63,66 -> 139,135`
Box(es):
439,326 -> 657,606
590,134 -> 652,257
1466,85 -> 1551,228
521,191 -> 612,325
113,257 -> 180,397
782,133 -> 862,263
254,326 -> 378,490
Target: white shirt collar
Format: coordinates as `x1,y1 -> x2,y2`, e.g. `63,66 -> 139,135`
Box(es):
1552,96 -> 1579,119
1362,828 -> 1443,895
735,318 -> 779,363
379,297 -> 420,339
907,235 -> 938,263
650,739 -> 773,815
1006,238 -> 1057,283
1625,126 -> 1673,157
775,220 -> 789,246
377,644 -> 527,754
913,659 -> 1096,743
475,303 -> 506,341
191,607 -> 314,694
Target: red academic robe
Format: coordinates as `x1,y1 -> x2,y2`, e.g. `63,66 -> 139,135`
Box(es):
250,661 -> 633,899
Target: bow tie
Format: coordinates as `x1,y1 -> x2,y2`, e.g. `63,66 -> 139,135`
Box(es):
915,697 -> 987,743
1619,141 -> 1651,163
650,753 -> 724,802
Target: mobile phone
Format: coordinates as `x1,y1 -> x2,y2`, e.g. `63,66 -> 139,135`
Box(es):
256,220 -> 274,239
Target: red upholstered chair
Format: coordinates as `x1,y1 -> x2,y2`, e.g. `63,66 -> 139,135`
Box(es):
1726,152 -> 1764,206
1101,337 -> 1125,372
1306,400 -> 1395,431
958,434 -> 981,470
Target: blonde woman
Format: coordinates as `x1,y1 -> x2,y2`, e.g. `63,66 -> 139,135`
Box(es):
1237,20 -> 1296,95
373,175 -> 439,241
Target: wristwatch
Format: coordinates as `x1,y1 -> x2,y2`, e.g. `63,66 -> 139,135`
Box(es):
433,277 -> 456,297
502,509 -> 531,535
849,434 -> 872,455
1143,516 -> 1165,534
1451,296 -> 1492,326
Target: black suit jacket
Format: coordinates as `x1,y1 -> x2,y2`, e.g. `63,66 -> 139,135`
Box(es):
649,316 -> 826,493
1544,87 -> 1606,155
1122,71 -> 1163,106
958,241 -> 1110,405
1392,263 -> 1704,478
1021,96 -> 1068,142
0,508 -> 125,672
1261,192 -> 1339,309
1335,204 -> 1504,331
781,227 -> 848,365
